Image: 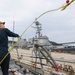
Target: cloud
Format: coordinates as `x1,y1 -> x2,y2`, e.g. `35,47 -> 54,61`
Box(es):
0,0 -> 75,43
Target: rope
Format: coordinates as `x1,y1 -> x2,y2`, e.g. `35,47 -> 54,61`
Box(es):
61,0 -> 75,10
0,0 -> 74,64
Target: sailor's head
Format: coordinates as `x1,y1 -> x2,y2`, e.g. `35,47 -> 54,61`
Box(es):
0,21 -> 5,28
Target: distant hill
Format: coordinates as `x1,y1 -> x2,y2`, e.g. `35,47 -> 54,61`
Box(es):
49,41 -> 62,46
49,41 -> 75,46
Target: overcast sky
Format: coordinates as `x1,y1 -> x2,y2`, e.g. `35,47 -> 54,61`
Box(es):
0,0 -> 75,43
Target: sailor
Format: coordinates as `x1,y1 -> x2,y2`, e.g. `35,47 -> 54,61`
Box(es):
0,21 -> 19,75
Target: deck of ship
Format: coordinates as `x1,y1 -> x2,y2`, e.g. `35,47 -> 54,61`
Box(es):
10,48 -> 75,75
0,48 -> 75,75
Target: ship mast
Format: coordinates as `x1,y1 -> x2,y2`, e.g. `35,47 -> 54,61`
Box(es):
35,21 -> 42,38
